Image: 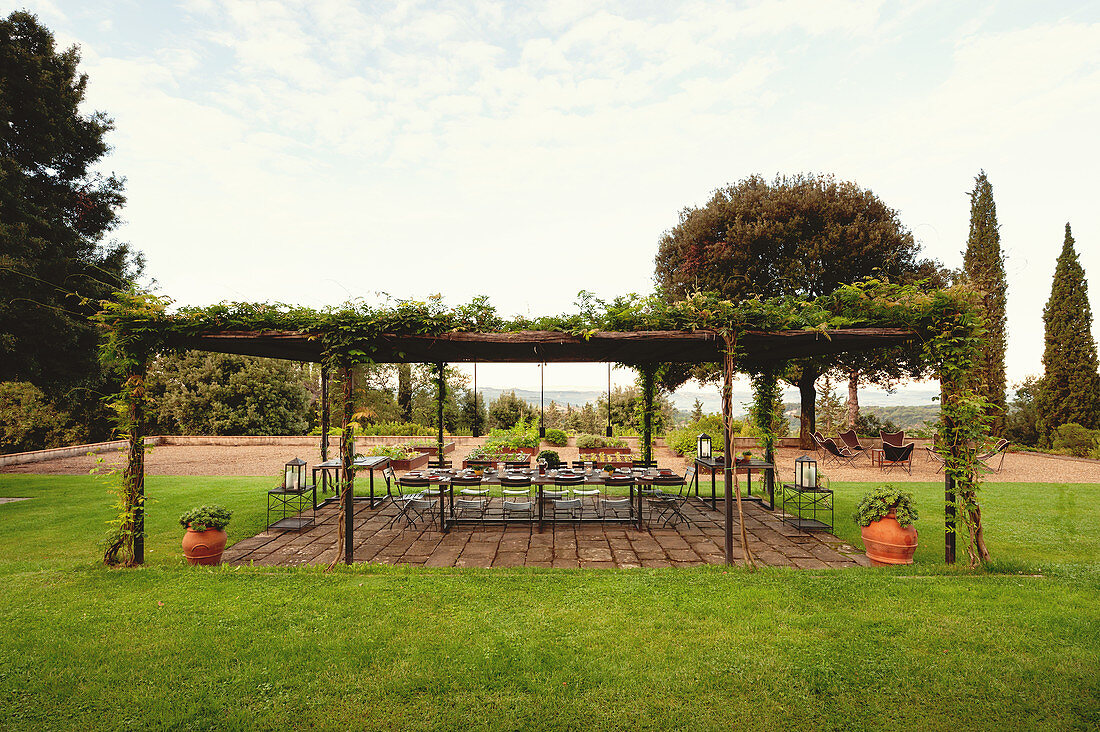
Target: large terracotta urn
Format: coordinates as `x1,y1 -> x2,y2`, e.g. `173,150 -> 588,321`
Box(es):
182,527 -> 228,566
860,510 -> 918,566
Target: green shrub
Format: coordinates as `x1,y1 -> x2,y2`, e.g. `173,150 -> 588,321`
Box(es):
0,381 -> 80,453
483,417 -> 540,451
467,445 -> 515,462
575,433 -> 628,449
537,449 -> 561,467
178,505 -> 232,531
363,444 -> 421,460
544,428 -> 568,447
853,486 -> 918,528
311,421 -> 432,437
666,415 -> 735,457
1051,423 -> 1100,458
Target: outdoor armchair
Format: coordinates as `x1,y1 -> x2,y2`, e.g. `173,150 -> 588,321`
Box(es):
881,442 -> 915,474
451,476 -> 487,520
838,429 -> 866,455
820,438 -> 859,468
880,430 -> 905,448
550,474 -> 586,520
924,446 -> 945,474
977,438 -> 1010,473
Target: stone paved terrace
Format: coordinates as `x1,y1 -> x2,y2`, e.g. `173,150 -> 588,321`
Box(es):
225,496 -> 871,569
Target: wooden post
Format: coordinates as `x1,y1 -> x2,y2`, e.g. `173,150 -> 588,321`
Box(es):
945,474 -> 956,564
130,362 -> 147,566
341,366 -> 355,565
722,360 -> 734,565
436,363 -> 445,460
320,365 -> 329,463
642,366 -> 654,465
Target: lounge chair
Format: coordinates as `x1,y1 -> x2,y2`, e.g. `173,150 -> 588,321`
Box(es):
838,429 -> 867,456
881,442 -> 915,474
977,438 -> 1009,473
880,430 -> 905,448
924,447 -> 945,473
821,437 -> 859,467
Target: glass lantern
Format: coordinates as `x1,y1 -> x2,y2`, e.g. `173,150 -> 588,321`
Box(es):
697,433 -> 712,460
795,455 -> 818,488
284,457 -> 307,491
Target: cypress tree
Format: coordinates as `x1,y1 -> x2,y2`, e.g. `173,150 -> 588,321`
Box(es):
1036,223 -> 1100,439
963,171 -> 1007,433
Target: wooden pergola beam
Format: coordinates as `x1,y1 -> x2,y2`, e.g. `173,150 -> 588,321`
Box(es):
167,327 -> 918,365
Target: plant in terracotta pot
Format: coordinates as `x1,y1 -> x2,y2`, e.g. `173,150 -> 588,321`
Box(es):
854,486 -> 918,566
179,505 -> 232,566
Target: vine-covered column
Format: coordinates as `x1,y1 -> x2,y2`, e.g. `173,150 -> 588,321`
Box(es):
105,359 -> 149,566
722,335 -> 755,569
641,366 -> 655,465
340,366 -> 355,565
320,366 -> 329,464
436,363 -> 446,464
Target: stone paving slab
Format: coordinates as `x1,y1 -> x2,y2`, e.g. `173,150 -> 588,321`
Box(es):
224,497 -> 868,570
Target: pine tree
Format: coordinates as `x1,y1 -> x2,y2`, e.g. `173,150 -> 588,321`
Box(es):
963,171 -> 1008,434
1036,223 -> 1100,440
690,398 -> 705,422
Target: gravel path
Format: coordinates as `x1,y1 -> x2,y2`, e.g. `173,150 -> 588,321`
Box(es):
3,442 -> 1098,483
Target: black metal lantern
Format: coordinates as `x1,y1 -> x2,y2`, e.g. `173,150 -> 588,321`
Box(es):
795,455 -> 818,488
697,433 -> 712,460
284,457 -> 307,491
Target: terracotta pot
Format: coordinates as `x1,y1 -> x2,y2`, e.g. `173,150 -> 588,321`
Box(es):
860,511 -> 918,566
182,527 -> 228,566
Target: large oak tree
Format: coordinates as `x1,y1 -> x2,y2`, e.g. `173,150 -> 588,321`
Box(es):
655,174 -> 942,446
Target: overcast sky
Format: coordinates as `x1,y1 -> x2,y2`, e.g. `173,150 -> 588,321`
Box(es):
24,0 -> 1100,398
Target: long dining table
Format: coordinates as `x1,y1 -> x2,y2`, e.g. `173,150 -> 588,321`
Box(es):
404,468 -> 675,531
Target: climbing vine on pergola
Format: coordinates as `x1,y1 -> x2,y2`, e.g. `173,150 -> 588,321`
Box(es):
95,279 -> 993,569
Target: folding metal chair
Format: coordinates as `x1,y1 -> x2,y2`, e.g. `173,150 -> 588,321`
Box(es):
388,477 -> 431,528
645,473 -> 688,527
601,475 -> 635,522
450,476 -> 487,522
550,474 -> 585,521
500,475 -> 533,521
925,446 -> 946,473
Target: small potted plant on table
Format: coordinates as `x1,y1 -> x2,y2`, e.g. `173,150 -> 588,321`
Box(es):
854,486 -> 918,565
180,505 -> 233,566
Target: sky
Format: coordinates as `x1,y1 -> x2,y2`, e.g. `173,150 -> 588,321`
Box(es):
20,0 -> 1100,400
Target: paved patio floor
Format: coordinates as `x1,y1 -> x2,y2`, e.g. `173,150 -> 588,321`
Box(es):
225,496 -> 871,569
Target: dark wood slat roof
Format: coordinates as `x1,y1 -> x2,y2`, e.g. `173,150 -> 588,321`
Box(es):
168,328 -> 919,364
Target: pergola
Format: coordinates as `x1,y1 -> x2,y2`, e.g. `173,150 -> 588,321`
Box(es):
161,325 -> 954,566
99,282 -> 987,569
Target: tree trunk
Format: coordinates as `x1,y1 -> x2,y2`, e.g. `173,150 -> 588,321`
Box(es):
798,366 -> 819,449
847,369 -> 860,429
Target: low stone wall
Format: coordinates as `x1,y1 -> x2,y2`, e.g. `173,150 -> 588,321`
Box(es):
0,438 -> 159,467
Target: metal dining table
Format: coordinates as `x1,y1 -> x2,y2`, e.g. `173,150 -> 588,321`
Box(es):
313,455 -> 391,507
405,470 -> 649,531
693,457 -> 775,511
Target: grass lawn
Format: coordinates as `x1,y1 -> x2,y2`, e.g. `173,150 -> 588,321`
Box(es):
1,472 -> 1098,730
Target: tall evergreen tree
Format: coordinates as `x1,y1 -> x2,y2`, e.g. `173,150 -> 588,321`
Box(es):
963,171 -> 1008,434
0,12 -> 139,441
1036,224 -> 1100,439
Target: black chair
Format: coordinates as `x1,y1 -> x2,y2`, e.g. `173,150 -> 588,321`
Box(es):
811,431 -> 827,459
632,459 -> 658,470
880,430 -> 906,449
572,460 -> 596,471
925,446 -> 946,474
881,442 -> 915,474
465,459 -> 494,471
821,437 -> 859,467
450,476 -> 487,521
977,439 -> 1009,473
504,459 -> 531,469
838,429 -> 866,457
427,458 -> 452,469
500,475 -> 534,521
